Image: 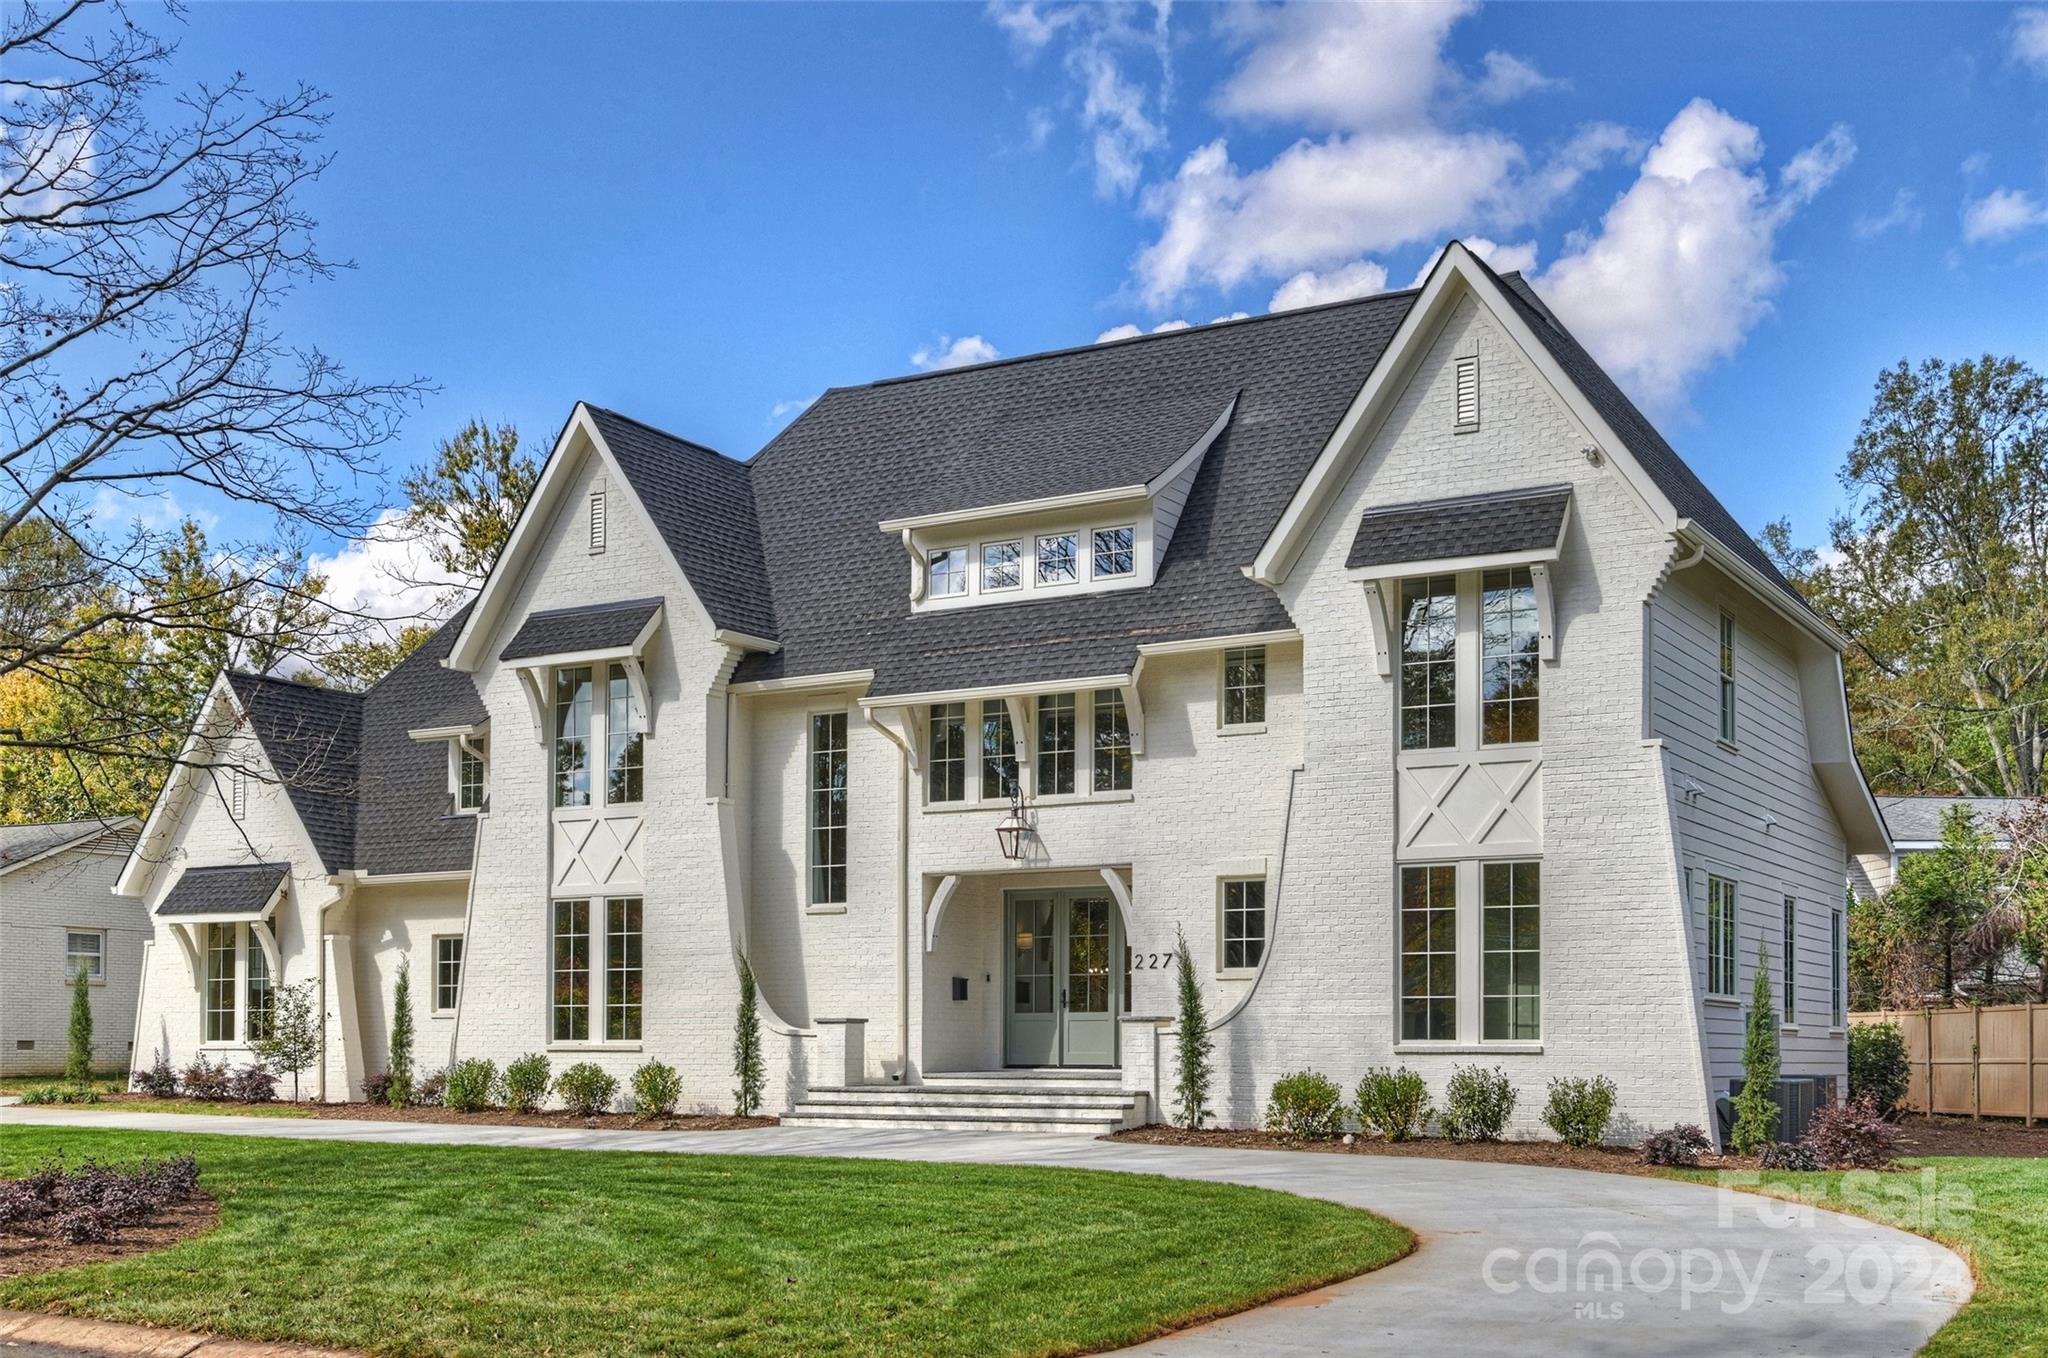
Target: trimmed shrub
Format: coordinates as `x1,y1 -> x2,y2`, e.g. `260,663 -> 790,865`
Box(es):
1760,1141 -> 1823,1171
1730,946 -> 1781,1155
502,1053 -> 550,1113
1639,1124 -> 1711,1167
132,1051 -> 178,1098
387,961 -> 416,1107
1441,1064 -> 1517,1142
1172,923 -> 1213,1130
227,1064 -> 276,1103
1354,1066 -> 1431,1142
180,1056 -> 232,1101
633,1060 -> 682,1118
1802,1094 -> 1899,1169
1265,1070 -> 1345,1140
734,956 -> 763,1117
1848,1023 -> 1911,1117
1541,1075 -> 1617,1149
413,1067 -> 447,1108
66,963 -> 94,1085
444,1059 -> 498,1113
359,1071 -> 394,1105
0,1155 -> 201,1245
555,1062 -> 619,1117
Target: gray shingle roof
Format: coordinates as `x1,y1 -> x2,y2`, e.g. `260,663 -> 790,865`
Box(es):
1878,795 -> 2029,844
156,862 -> 288,917
225,673 -> 361,873
0,819 -> 132,869
500,598 -> 663,662
1348,484 -> 1572,571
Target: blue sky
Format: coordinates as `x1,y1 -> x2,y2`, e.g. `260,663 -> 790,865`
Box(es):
143,2 -> 2047,614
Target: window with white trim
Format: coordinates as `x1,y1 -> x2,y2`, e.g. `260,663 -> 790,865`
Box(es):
808,712 -> 848,906
927,547 -> 968,598
1482,861 -> 1540,1040
1036,692 -> 1075,795
1222,645 -> 1266,727
928,702 -> 967,803
1399,575 -> 1458,749
1092,526 -> 1135,578
202,923 -> 270,1043
1707,875 -> 1738,998
1092,688 -> 1132,793
1480,567 -> 1540,745
1400,864 -> 1457,1040
1036,532 -> 1078,586
550,896 -> 640,1044
551,899 -> 591,1042
205,924 -> 236,1042
605,897 -> 642,1040
1219,878 -> 1266,972
434,935 -> 464,1014
457,743 -> 486,812
553,666 -> 593,808
1831,906 -> 1845,1027
65,930 -> 104,981
1782,897 -> 1798,1023
980,699 -> 1017,799
1718,612 -> 1737,744
981,540 -> 1023,592
246,941 -> 273,1041
605,662 -> 643,805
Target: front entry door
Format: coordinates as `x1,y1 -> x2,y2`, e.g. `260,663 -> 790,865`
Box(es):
1004,892 -> 1120,1067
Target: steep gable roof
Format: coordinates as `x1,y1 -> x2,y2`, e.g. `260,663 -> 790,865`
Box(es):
224,671 -> 362,873
0,817 -> 137,874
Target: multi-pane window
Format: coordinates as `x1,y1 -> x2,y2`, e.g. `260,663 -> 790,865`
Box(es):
1400,575 -> 1458,750
1481,567 -> 1540,745
1036,693 -> 1076,796
1036,532 -> 1078,585
927,547 -> 968,598
927,702 -> 967,803
245,940 -> 274,1042
553,665 -> 593,808
980,699 -> 1018,799
1092,526 -> 1135,578
1831,908 -> 1845,1027
1400,864 -> 1457,1041
606,897 -> 643,1041
1220,878 -> 1266,971
1782,897 -> 1798,1023
64,930 -> 103,980
551,898 -> 591,1042
204,923 -> 236,1043
1482,862 -> 1541,1040
1706,875 -> 1738,998
1222,645 -> 1266,726
808,712 -> 848,905
981,540 -> 1023,592
1718,612 -> 1737,744
1092,688 -> 1132,792
435,936 -> 464,1014
457,744 -> 486,811
605,662 -> 644,805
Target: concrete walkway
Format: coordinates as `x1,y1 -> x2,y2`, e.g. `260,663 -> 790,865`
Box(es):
3,1107 -> 1971,1357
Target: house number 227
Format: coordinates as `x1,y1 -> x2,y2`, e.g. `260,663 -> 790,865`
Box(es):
1130,950 -> 1179,970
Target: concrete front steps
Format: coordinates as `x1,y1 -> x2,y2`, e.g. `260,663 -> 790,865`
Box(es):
782,1069 -> 1149,1135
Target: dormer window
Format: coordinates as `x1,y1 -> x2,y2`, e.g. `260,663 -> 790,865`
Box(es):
928,548 -> 969,598
1092,526 -> 1135,578
457,741 -> 487,812
982,541 -> 1023,592
1036,533 -> 1078,586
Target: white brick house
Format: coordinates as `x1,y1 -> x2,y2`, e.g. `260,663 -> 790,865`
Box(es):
119,243 -> 1887,1137
1,818 -> 142,1076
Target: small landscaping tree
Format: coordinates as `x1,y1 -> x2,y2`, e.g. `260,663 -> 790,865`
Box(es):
734,953 -> 763,1117
1172,924 -> 1213,1130
1730,944 -> 1781,1155
254,980 -> 324,1101
387,960 -> 416,1107
65,963 -> 94,1084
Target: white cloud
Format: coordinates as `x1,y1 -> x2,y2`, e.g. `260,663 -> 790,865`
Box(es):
989,2 -> 1174,199
1853,188 -> 1923,239
1269,259 -> 1391,312
86,486 -> 219,538
2013,7 -> 2048,75
1076,42 -> 1164,196
1093,318 -> 1193,343
988,1 -> 1078,56
1406,237 -> 1539,288
1960,150 -> 1991,178
1215,1 -> 1472,131
1534,100 -> 1855,413
1025,107 -> 1056,150
769,394 -> 818,424
1470,51 -> 1566,105
1962,187 -> 2048,244
308,508 -> 464,627
910,335 -> 1001,371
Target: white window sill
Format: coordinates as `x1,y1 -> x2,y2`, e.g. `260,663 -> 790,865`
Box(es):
1215,968 -> 1259,982
1217,723 -> 1267,737
922,790 -> 1134,814
806,904 -> 849,916
430,1011 -> 456,1020
1393,1042 -> 1544,1056
1716,739 -> 1740,755
1780,1023 -> 1799,1033
546,1043 -> 642,1054
1035,790 -> 1134,808
1704,995 -> 1740,1007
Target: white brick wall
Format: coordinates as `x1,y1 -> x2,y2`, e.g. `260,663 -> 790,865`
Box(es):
1,838 -> 145,1076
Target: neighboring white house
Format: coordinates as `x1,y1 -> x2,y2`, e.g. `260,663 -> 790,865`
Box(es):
1,817 -> 143,1077
118,243 -> 1889,1137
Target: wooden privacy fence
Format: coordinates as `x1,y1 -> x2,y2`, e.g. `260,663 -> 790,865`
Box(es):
1851,1006 -> 2047,1123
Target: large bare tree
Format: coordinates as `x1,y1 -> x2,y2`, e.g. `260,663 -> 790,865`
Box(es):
1,0 -> 425,818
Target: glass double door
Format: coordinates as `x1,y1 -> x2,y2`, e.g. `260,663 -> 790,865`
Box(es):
1004,892 -> 1120,1067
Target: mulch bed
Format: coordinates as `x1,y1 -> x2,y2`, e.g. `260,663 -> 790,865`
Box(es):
1105,1124 -> 1761,1175
0,1194 -> 219,1279
97,1092 -> 778,1133
1891,1114 -> 2048,1158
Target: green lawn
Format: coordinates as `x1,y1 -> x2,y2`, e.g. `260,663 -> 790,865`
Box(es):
0,1072 -> 126,1097
0,1128 -> 1410,1358
1671,1157 -> 2048,1358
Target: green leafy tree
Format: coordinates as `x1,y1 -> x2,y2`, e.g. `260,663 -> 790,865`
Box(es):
1890,805 -> 2000,1001
1730,945 -> 1781,1155
1172,924 -> 1213,1130
399,420 -> 538,598
1765,356 -> 2047,796
255,980 -> 325,1101
733,953 -> 763,1117
320,623 -> 438,693
1997,799 -> 2048,1001
65,963 -> 94,1084
387,961 -> 416,1107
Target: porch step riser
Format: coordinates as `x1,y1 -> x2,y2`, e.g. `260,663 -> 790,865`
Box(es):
795,1096 -> 1139,1113
921,1069 -> 1125,1083
781,1112 -> 1131,1135
807,1086 -> 1136,1102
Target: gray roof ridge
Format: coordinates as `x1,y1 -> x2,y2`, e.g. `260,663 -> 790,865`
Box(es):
583,403 -> 740,464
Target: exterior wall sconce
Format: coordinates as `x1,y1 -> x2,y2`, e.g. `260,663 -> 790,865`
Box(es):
995,785 -> 1031,861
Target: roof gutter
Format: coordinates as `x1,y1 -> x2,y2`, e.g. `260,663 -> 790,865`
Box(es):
1674,520 -> 1848,654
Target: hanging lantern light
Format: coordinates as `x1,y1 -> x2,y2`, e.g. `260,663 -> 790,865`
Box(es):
995,785 -> 1029,861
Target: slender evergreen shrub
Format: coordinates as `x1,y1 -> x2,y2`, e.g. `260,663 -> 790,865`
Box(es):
733,954 -> 763,1117
65,963 -> 93,1084
1171,924 -> 1213,1130
387,960 -> 416,1107
1730,946 -> 1781,1155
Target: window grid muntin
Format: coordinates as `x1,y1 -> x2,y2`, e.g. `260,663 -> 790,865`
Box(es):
457,745 -> 486,811
1480,566 -> 1540,745
980,699 -> 1018,800
1400,576 -> 1458,750
1482,861 -> 1541,1040
551,899 -> 591,1042
1092,688 -> 1132,792
927,547 -> 968,597
1036,692 -> 1076,796
1831,908 -> 1845,1026
435,936 -> 464,1013
65,930 -> 104,980
204,923 -> 236,1043
927,702 -> 967,803
1035,532 -> 1078,586
606,896 -> 643,1041
808,712 -> 848,905
981,540 -> 1023,592
1222,645 -> 1266,726
1221,878 -> 1266,971
1400,864 -> 1457,1040
1091,525 -> 1135,578
1782,897 -> 1798,1022
245,937 -> 274,1042
553,665 -> 593,808
1706,875 -> 1738,998
1718,612 -> 1737,743
605,662 -> 644,805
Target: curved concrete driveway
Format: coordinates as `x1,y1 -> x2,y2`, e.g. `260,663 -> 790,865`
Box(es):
3,1107 -> 1970,1357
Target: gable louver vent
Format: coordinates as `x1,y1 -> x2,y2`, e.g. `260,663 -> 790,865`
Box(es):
589,491 -> 607,554
1454,355 -> 1480,431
